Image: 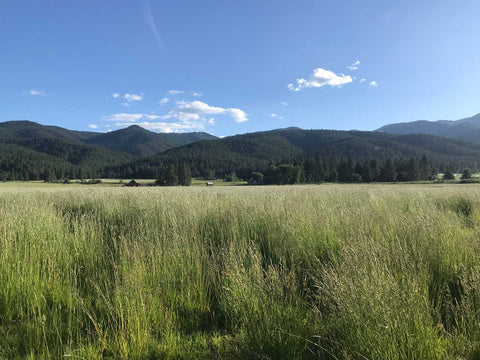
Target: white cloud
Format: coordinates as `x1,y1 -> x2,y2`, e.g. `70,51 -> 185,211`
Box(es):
369,81 -> 378,87
175,100 -> 248,123
192,92 -> 202,97
288,68 -> 353,91
360,78 -> 366,83
159,97 -> 170,105
124,93 -> 143,102
225,108 -> 248,123
175,100 -> 225,115
111,93 -> 143,105
103,113 -> 161,122
102,100 -> 247,133
88,124 -> 99,129
281,102 -> 288,106
270,113 -> 284,120
28,89 -> 46,96
168,90 -> 184,95
346,60 -> 360,71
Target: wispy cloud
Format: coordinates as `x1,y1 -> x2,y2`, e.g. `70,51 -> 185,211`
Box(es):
270,113 -> 284,120
288,68 -> 353,92
111,93 -> 143,104
360,78 -> 366,83
168,90 -> 202,97
124,93 -> 143,102
27,89 -> 46,96
346,60 -> 360,71
159,97 -> 170,105
369,80 -> 378,87
88,124 -> 99,129
281,102 -> 288,106
103,113 -> 161,122
111,93 -> 144,106
143,1 -> 166,55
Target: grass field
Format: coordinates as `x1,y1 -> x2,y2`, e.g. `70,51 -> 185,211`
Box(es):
1,183 -> 480,359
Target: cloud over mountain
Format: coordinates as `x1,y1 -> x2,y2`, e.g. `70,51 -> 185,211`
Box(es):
288,68 -> 353,91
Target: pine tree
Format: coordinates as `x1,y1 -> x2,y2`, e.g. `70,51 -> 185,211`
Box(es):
419,155 -> 432,181
379,159 -> 397,182
296,163 -> 306,184
178,163 -> 192,186
443,169 -> 455,180
461,169 -> 472,180
354,162 -> 364,178
166,165 -> 179,186
369,160 -> 379,181
406,158 -> 419,181
362,161 -> 372,182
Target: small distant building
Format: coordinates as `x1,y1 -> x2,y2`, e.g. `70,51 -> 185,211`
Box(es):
206,182 -> 214,186
124,179 -> 140,187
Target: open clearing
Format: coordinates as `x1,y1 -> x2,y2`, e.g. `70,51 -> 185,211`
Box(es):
1,183 -> 480,359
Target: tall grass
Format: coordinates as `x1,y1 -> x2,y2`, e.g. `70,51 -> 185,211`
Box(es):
1,184 -> 480,359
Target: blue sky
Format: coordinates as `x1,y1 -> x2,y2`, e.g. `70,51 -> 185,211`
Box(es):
1,0 -> 479,136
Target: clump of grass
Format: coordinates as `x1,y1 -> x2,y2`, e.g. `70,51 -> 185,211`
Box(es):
1,184 -> 480,358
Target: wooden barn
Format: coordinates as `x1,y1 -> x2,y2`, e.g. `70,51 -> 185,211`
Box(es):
124,179 -> 141,187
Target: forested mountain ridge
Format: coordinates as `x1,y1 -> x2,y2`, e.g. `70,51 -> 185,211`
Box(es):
378,113 -> 480,144
112,127 -> 480,179
85,125 -> 217,157
0,121 -> 215,179
2,120 -> 480,181
0,120 -> 99,141
0,121 -> 134,168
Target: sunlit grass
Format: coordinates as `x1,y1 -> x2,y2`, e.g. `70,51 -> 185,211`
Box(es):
1,184 -> 480,359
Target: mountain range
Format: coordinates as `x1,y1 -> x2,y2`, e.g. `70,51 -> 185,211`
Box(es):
1,118 -> 480,180
378,113 -> 480,144
111,127 -> 480,178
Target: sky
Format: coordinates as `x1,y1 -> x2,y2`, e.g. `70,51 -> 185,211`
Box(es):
1,0 -> 480,136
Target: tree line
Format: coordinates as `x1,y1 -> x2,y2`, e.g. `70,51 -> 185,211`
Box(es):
155,163 -> 192,186
0,151 -> 472,185
248,155 -> 455,185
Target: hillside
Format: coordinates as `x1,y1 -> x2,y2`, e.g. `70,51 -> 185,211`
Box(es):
85,125 -> 217,157
3,121 -> 480,180
0,120 -> 99,141
378,113 -> 480,144
0,143 -> 75,180
113,127 -> 480,178
0,121 -> 218,179
0,121 -> 134,169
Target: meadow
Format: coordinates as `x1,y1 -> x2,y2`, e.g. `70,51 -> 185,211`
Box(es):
1,183 -> 480,359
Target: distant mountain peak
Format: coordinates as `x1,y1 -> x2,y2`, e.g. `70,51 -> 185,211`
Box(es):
124,124 -> 149,131
377,112 -> 480,145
